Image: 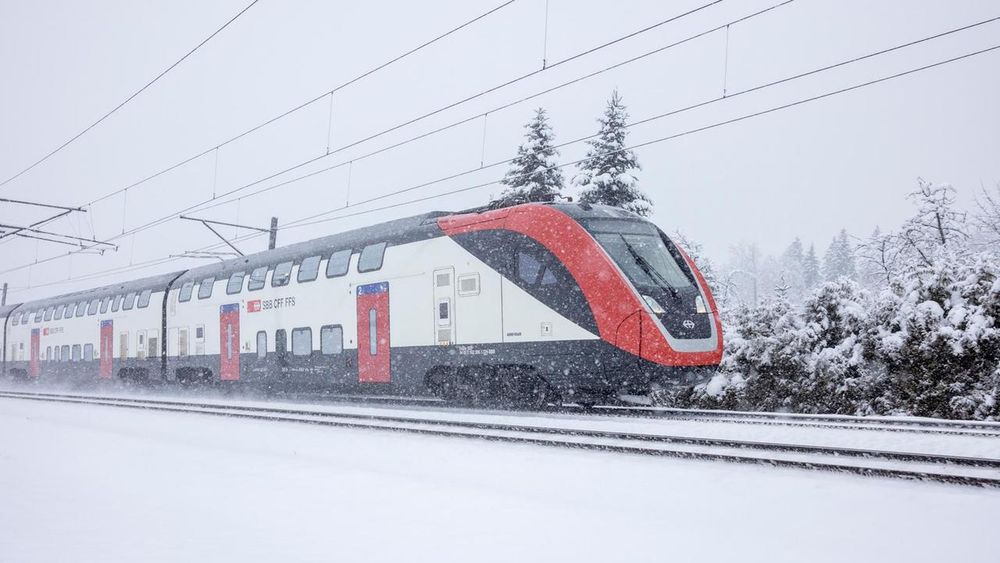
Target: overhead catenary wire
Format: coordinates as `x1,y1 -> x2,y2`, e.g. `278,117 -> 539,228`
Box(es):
6,41 -> 997,294
0,0 -> 262,190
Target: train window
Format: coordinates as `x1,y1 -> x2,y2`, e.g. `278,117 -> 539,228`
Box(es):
53,307 -> 63,321
88,299 -> 100,315
198,278 -> 214,299
54,346 -> 60,361
297,255 -> 321,283
458,273 -> 480,296
61,345 -> 70,362
178,281 -> 194,302
34,309 -> 43,322
84,344 -> 94,362
320,325 -> 343,355
100,296 -> 110,314
326,249 -> 351,278
292,327 -> 312,356
75,301 -> 86,317
122,292 -> 136,310
148,329 -> 159,359
178,328 -> 189,358
247,267 -> 267,291
195,326 -> 204,340
44,307 -> 54,321
368,309 -> 378,355
272,261 -> 293,287
226,272 -> 245,295
46,346 -> 51,361
256,331 -> 267,359
275,329 -> 287,355
112,294 -> 122,312
517,250 -> 557,286
137,289 -> 152,308
358,242 -> 387,273
72,344 -> 81,362
11,312 -> 18,326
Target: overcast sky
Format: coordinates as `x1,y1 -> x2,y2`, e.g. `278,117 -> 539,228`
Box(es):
1,0 -> 998,303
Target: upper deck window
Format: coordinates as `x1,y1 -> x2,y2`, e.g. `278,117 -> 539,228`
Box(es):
272,261 -> 293,287
123,292 -> 136,311
53,306 -> 64,321
44,307 -> 54,321
87,299 -> 100,315
178,281 -> 194,302
137,289 -> 152,308
198,278 -> 214,300
247,267 -> 267,291
358,242 -> 387,273
76,301 -> 88,317
297,256 -> 321,283
326,250 -> 351,278
112,295 -> 122,312
100,297 -> 110,314
227,272 -> 245,295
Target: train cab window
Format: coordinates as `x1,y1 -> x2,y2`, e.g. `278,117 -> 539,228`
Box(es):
326,249 -> 351,278
72,344 -> 81,362
256,331 -> 267,359
44,307 -> 54,321
178,282 -> 194,302
297,255 -> 321,283
198,278 -> 214,299
358,242 -> 387,273
320,325 -> 343,355
291,327 -> 312,356
87,299 -> 99,315
84,344 -> 94,362
247,267 -> 267,291
517,251 -> 557,286
272,262 -> 293,287
123,292 -> 136,311
100,296 -> 110,314
112,294 -> 122,312
226,272 -> 245,295
137,289 -> 152,308
61,345 -> 70,362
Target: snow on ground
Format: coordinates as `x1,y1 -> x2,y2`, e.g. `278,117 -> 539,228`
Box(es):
1,398 -> 998,563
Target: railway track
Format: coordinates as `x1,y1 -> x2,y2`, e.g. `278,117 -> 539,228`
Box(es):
3,389 -> 999,489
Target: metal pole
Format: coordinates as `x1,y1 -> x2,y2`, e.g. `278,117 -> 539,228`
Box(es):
268,217 -> 278,250
1,282 -> 6,306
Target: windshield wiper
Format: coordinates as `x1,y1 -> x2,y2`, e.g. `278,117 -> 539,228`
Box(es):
621,236 -> 680,299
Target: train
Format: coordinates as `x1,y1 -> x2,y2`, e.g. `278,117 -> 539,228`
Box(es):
0,202 -> 723,406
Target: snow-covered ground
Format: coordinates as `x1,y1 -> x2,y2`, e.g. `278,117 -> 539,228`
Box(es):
1,398 -> 998,563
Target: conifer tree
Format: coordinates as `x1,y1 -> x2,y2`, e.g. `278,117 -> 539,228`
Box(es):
823,229 -> 857,281
803,244 -> 820,288
492,108 -> 564,207
572,90 -> 651,216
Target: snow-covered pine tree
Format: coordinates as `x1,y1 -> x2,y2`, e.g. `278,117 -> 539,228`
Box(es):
822,229 -> 857,281
803,243 -> 820,289
492,108 -> 564,208
572,90 -> 652,216
780,237 -> 806,302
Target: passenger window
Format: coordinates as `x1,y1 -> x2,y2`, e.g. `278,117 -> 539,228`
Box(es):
178,282 -> 194,302
358,242 -> 387,273
11,312 -> 18,326
53,306 -> 63,321
76,301 -> 88,317
275,329 -> 287,355
61,345 -> 70,362
247,267 -> 267,291
227,272 -> 245,295
100,297 -> 110,314
272,261 -> 293,287
256,331 -> 267,359
46,346 -> 51,361
320,325 -> 343,355
72,344 -> 81,361
198,278 -> 214,299
44,307 -> 54,321
122,292 -> 136,311
297,256 -> 321,283
112,295 -> 122,312
88,299 -> 99,315
292,327 -> 312,356
84,344 -> 94,361
137,289 -> 152,308
326,249 -> 351,278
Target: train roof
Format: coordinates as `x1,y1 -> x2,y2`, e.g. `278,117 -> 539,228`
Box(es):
13,270 -> 185,310
0,303 -> 21,318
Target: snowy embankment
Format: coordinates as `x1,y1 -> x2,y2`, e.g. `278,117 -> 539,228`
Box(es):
1,398 -> 998,563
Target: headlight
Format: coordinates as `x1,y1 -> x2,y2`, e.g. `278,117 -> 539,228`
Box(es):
642,295 -> 665,314
695,295 -> 708,314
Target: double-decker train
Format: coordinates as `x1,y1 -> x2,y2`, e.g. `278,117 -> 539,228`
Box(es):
1,203 -> 722,405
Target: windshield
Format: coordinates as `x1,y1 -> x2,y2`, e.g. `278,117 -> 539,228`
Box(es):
591,225 -> 694,290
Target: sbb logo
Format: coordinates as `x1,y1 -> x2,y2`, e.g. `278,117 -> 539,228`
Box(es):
247,300 -> 262,313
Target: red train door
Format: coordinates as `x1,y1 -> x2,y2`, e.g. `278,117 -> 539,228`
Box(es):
100,320 -> 114,379
219,303 -> 241,381
357,282 -> 390,383
29,329 -> 40,377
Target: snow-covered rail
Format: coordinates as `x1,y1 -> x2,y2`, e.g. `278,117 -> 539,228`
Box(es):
2,390 -> 999,489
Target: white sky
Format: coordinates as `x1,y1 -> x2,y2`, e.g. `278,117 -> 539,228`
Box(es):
1,0 -> 998,302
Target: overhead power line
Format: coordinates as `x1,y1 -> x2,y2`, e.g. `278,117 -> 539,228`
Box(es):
5,41 -> 997,292
0,0 -> 262,190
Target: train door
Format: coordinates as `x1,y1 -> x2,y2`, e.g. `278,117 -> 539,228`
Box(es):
433,268 -> 455,345
100,320 -> 113,378
29,329 -> 40,377
219,303 -> 240,381
356,282 -> 390,383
